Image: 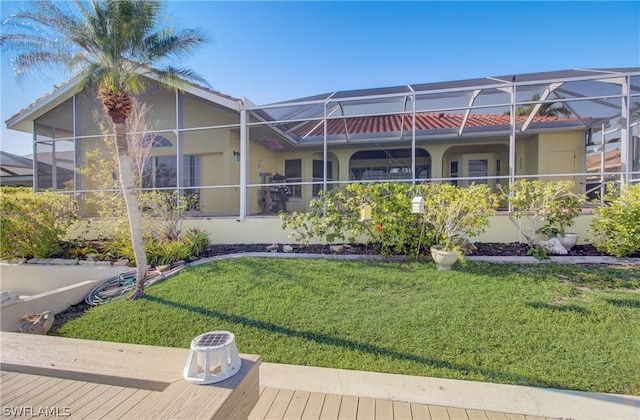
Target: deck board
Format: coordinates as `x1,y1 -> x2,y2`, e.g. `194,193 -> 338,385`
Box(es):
301,392 -> 326,420
91,387 -> 138,419
284,390 -> 311,420
375,399 -> 393,420
100,388 -> 154,419
249,386 -> 280,420
337,395 -> 358,420
392,401 -> 412,420
266,388 -> 295,419
356,397 -> 376,420
66,384 -> 127,419
1,374 -> 60,404
319,394 -> 342,420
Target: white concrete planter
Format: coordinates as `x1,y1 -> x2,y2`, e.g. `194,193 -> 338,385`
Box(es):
430,246 -> 459,270
557,233 -> 579,251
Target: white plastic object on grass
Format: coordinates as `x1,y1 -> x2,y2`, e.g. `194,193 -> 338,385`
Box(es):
183,331 -> 241,384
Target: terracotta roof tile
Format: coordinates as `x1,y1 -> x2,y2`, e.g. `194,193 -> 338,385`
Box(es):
295,113 -> 577,138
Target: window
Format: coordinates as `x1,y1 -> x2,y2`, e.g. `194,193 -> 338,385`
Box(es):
450,161 -> 458,186
312,160 -> 333,197
350,166 -> 428,181
285,159 -> 302,199
142,156 -> 177,189
142,155 -> 201,210
468,159 -> 488,184
183,155 -> 201,211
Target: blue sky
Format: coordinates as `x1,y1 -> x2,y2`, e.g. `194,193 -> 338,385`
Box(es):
1,1 -> 639,156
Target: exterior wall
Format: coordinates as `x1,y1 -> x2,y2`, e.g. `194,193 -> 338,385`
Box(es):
73,213 -> 596,245
537,130 -> 586,191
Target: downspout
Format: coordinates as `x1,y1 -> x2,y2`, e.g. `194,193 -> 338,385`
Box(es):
239,104 -> 247,220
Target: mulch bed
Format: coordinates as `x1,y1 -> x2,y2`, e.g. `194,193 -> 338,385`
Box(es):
199,242 -> 615,258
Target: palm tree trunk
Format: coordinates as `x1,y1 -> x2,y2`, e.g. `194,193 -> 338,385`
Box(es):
113,122 -> 148,299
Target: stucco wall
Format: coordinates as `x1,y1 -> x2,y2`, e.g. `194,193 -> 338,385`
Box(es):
73,213 -> 596,246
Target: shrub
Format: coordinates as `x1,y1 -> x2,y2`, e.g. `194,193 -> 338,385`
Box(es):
500,180 -> 585,246
417,183 -> 499,255
589,183 -> 640,257
282,182 -> 430,257
146,240 -> 191,267
0,187 -> 78,259
182,227 -> 211,256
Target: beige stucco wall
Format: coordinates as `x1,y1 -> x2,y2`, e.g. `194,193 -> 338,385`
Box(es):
72,213 -> 596,246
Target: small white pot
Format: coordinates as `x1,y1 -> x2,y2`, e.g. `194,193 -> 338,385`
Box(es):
430,246 -> 459,271
557,233 -> 579,251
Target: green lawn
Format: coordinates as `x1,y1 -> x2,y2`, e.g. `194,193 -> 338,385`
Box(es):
54,258 -> 640,395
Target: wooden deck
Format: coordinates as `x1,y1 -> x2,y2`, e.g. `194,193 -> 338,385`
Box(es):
0,332 -> 261,420
0,373 -> 560,420
248,387 -> 557,420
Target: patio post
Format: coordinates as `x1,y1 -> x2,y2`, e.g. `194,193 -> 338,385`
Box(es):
239,105 -> 247,220
620,75 -> 631,188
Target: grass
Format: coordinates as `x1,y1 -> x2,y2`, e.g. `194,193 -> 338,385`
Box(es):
54,258 -> 640,395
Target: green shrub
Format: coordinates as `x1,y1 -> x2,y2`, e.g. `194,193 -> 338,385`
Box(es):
500,180 -> 585,246
0,187 -> 78,259
146,240 -> 191,267
182,227 -> 210,256
589,184 -> 640,257
282,182 -> 430,257
418,183 -> 499,256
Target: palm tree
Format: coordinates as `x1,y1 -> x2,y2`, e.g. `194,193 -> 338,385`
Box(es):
515,93 -> 571,117
1,0 -> 208,299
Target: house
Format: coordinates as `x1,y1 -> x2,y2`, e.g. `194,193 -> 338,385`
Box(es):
0,150 -> 74,188
5,68 -> 639,243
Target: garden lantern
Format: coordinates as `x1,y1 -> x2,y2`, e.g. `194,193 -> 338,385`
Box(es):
359,203 -> 372,222
411,196 -> 424,214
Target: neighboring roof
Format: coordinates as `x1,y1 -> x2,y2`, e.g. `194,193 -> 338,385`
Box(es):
586,149 -> 621,172
0,150 -> 76,177
0,151 -> 34,177
6,70 -> 243,134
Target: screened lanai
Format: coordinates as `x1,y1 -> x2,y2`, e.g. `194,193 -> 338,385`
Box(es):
239,68 -> 639,217
9,68 -> 639,219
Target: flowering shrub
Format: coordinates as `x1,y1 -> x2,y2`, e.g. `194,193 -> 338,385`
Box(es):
282,182 -> 430,257
500,180 -> 585,246
589,183 -> 640,257
282,182 -> 498,260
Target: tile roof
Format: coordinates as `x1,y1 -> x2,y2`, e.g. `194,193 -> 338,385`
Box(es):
586,149 -> 621,171
295,113 -> 578,138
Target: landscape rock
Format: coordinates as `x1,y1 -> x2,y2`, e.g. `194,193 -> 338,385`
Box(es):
113,259 -> 130,267
540,237 -> 568,255
282,245 -> 294,253
329,245 -> 345,253
266,244 -> 279,252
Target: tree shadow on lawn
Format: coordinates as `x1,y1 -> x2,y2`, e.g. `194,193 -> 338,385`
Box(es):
526,302 -> 590,315
605,298 -> 640,309
145,295 -> 564,390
